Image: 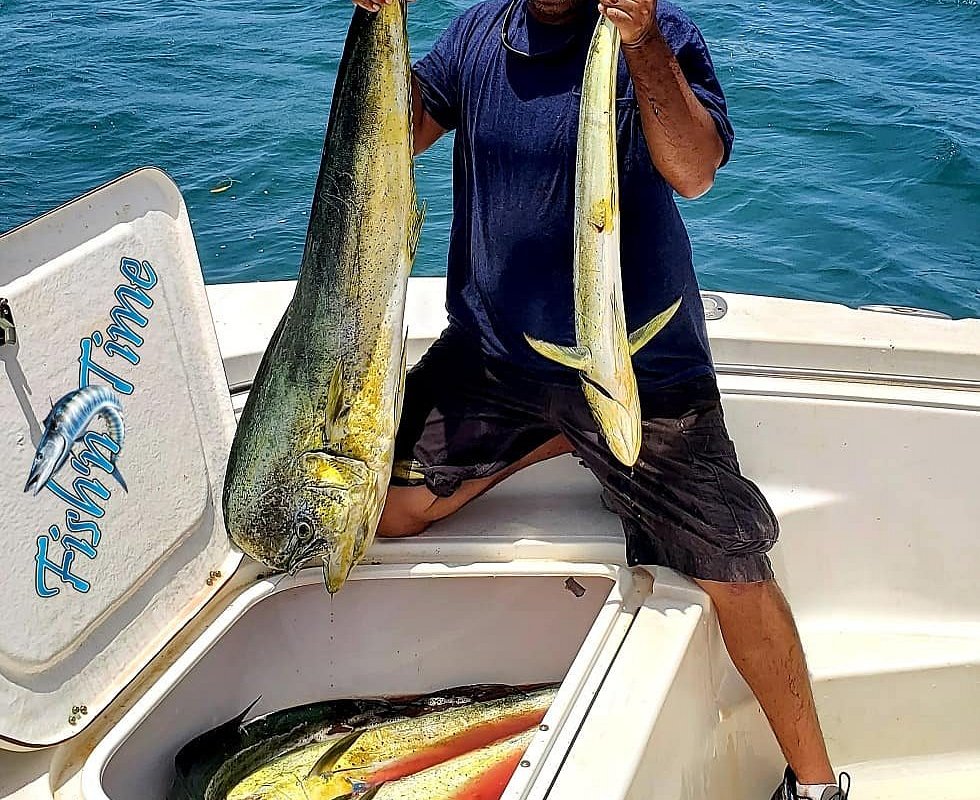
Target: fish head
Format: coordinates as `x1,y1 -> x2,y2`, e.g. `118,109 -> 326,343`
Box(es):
226,453 -> 373,592
24,432 -> 68,495
284,452 -> 376,594
581,377 -> 642,467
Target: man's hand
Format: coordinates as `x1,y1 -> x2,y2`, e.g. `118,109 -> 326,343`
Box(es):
352,0 -> 391,12
603,0 -> 725,197
598,0 -> 658,47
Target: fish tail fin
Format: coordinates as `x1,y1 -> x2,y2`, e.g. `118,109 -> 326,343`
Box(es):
628,297 -> 682,356
308,729 -> 365,778
110,459 -> 129,494
524,335 -> 591,371
408,199 -> 426,261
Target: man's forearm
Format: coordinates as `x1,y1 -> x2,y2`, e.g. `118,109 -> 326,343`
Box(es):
622,30 -> 724,198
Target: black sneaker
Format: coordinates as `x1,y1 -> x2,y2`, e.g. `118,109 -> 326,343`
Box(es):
770,766 -> 850,800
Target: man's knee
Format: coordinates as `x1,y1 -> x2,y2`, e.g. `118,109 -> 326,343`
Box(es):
695,577 -> 782,607
377,510 -> 431,538
376,485 -> 438,538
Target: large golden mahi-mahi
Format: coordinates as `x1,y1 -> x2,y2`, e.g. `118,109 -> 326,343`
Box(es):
222,0 -> 423,593
525,16 -> 681,467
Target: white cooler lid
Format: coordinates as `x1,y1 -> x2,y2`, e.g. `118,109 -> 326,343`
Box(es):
0,168 -> 242,747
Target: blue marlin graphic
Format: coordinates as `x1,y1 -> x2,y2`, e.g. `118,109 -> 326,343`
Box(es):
24,385 -> 128,496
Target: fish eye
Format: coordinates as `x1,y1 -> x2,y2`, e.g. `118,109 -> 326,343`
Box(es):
295,519 -> 314,542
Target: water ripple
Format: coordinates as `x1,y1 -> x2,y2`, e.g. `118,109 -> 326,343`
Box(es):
0,0 -> 977,318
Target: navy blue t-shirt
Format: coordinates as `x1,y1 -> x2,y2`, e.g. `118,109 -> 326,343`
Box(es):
413,0 -> 734,390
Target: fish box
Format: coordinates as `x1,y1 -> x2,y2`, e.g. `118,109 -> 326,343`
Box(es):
0,169 -> 655,799
85,564 -> 646,800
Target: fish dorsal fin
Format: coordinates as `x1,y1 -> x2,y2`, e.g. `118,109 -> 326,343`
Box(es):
408,199 -> 426,261
308,729 -> 364,777
394,331 -> 408,429
628,297 -> 683,356
524,334 -> 592,371
234,697 -> 262,730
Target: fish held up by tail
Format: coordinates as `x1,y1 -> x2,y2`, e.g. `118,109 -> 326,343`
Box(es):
222,0 -> 423,594
524,16 -> 681,467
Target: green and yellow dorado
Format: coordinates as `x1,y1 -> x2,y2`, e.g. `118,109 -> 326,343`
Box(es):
525,16 -> 681,467
222,0 -> 423,593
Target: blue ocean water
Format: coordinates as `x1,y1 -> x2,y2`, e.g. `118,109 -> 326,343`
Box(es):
2,0 -> 978,317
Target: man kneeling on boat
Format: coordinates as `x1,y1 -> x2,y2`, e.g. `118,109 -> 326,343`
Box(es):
352,0 -> 848,796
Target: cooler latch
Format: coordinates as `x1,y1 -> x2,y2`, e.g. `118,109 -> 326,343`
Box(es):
0,298 -> 15,347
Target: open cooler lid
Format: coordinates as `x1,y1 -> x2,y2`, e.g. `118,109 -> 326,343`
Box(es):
0,168 -> 242,748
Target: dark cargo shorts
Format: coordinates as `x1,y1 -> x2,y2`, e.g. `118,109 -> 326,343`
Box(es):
392,326 -> 779,583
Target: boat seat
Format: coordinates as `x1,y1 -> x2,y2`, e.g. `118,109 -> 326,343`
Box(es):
371,454 -> 627,567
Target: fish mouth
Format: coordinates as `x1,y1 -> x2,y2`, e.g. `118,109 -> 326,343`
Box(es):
322,538 -> 358,595
25,433 -> 69,496
24,449 -> 60,496
580,379 -> 641,466
285,539 -> 328,576
24,467 -> 46,496
283,540 -> 356,595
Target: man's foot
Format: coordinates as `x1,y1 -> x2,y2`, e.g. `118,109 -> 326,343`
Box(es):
770,766 -> 850,800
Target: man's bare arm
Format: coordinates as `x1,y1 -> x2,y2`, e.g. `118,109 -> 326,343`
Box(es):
411,73 -> 448,155
599,0 -> 725,198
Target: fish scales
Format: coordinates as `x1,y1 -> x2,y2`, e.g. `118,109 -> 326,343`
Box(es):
357,730 -> 536,800
307,686 -> 556,796
222,0 -> 422,592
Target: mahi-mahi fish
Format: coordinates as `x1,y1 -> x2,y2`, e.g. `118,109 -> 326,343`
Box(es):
222,0 -> 424,592
223,686 -> 554,800
166,686 -> 541,800
24,385 -> 128,495
524,16 -> 682,467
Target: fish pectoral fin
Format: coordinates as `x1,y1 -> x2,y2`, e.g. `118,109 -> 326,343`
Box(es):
323,361 -> 349,443
628,297 -> 683,356
333,786 -> 382,800
408,199 -> 426,261
588,197 -> 613,233
524,335 -> 592,371
308,729 -> 365,778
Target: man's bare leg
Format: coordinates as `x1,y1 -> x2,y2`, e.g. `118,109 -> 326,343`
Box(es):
378,434 -> 573,537
696,578 -> 835,785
